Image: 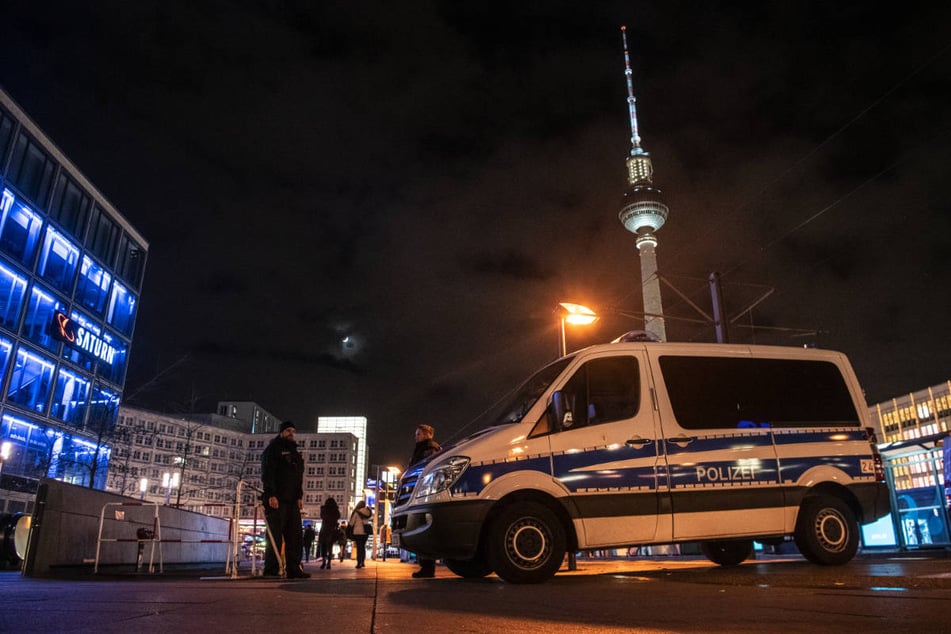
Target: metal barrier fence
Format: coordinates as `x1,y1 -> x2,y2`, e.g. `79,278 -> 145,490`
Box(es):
91,480 -> 277,578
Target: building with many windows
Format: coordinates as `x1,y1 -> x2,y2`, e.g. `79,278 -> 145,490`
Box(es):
108,403 -> 364,522
869,382 -> 951,550
217,401 -> 282,435
0,87 -> 146,515
317,416 -> 368,501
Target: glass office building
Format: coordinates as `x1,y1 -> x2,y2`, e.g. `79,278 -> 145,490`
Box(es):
0,87 -> 147,513
869,383 -> 951,550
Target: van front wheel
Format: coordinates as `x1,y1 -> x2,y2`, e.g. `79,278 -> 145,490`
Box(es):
487,502 -> 566,584
794,495 -> 858,565
700,539 -> 753,566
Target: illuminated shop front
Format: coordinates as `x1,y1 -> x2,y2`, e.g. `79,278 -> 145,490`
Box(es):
0,87 -> 146,512
869,383 -> 951,550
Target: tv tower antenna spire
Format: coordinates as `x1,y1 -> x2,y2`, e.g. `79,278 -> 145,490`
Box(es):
621,25 -> 644,155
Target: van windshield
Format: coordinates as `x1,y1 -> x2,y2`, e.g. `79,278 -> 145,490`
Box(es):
487,358 -> 572,426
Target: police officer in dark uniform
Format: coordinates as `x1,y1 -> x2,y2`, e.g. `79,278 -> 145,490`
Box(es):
261,420 -> 309,579
409,424 -> 441,578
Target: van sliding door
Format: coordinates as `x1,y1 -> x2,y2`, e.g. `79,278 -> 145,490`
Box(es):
652,352 -> 785,541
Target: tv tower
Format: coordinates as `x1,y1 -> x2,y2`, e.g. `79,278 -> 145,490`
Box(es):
618,25 -> 669,342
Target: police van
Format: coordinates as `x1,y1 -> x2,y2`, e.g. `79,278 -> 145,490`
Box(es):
391,340 -> 890,583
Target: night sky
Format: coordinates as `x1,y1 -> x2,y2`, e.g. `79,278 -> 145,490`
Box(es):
1,2 -> 949,466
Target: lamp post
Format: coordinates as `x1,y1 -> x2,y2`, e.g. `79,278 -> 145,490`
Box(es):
381,466 -> 400,559
139,477 -> 148,501
557,302 -> 598,356
371,465 -> 402,559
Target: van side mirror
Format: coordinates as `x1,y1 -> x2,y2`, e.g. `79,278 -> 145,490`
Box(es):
548,390 -> 569,432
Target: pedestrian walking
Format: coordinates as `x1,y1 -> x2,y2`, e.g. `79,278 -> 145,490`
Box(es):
336,524 -> 347,562
318,496 -> 341,569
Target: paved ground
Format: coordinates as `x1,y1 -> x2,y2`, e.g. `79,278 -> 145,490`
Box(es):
1,552 -> 949,633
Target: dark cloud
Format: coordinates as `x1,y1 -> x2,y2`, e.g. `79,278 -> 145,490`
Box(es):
464,250 -> 553,282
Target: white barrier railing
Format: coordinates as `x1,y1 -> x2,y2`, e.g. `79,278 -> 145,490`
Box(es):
94,502 -> 162,574
92,480 -> 285,578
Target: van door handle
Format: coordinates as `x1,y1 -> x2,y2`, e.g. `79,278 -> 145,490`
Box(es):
667,436 -> 696,448
625,437 -> 651,448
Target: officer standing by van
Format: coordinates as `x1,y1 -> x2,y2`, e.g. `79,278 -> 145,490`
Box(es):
261,420 -> 309,579
408,424 -> 441,578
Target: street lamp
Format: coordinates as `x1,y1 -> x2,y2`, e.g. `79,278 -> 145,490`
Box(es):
163,471 -> 180,505
557,302 -> 598,356
139,477 -> 148,501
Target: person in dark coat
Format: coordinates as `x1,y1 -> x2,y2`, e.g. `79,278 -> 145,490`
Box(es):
336,523 -> 348,562
318,497 -> 341,569
261,420 -> 309,579
409,424 -> 441,578
302,524 -> 316,562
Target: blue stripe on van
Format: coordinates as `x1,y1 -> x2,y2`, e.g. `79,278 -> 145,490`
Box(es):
450,455 -> 551,496
442,428 -> 873,499
778,454 -> 867,481
552,443 -> 661,492
774,429 -> 871,481
772,429 -> 866,445
662,432 -> 773,457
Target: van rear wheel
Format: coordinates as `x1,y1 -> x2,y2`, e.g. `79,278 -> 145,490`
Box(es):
700,539 -> 753,566
794,495 -> 858,565
487,502 -> 565,584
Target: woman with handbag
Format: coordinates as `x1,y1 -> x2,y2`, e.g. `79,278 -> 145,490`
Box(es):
349,500 -> 372,568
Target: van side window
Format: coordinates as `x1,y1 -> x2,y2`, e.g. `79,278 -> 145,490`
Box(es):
658,356 -> 860,429
559,356 -> 640,430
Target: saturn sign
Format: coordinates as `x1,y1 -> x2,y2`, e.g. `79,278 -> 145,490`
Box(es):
51,311 -> 117,365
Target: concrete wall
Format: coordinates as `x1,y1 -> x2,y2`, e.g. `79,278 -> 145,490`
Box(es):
23,479 -> 232,576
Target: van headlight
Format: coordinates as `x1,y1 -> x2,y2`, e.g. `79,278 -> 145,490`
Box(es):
413,456 -> 470,501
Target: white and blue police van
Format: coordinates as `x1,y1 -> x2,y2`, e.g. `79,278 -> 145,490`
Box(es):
391,340 -> 891,583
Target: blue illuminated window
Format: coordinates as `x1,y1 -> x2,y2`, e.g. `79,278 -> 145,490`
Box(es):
0,260 -> 27,331
88,383 -> 119,432
0,413 -> 107,486
98,328 -> 127,385
37,226 -> 80,294
75,255 -> 112,316
0,188 -> 43,267
106,280 -> 136,336
22,284 -> 66,352
0,336 -> 13,387
6,345 -> 56,413
50,367 -> 90,427
0,413 -> 46,479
